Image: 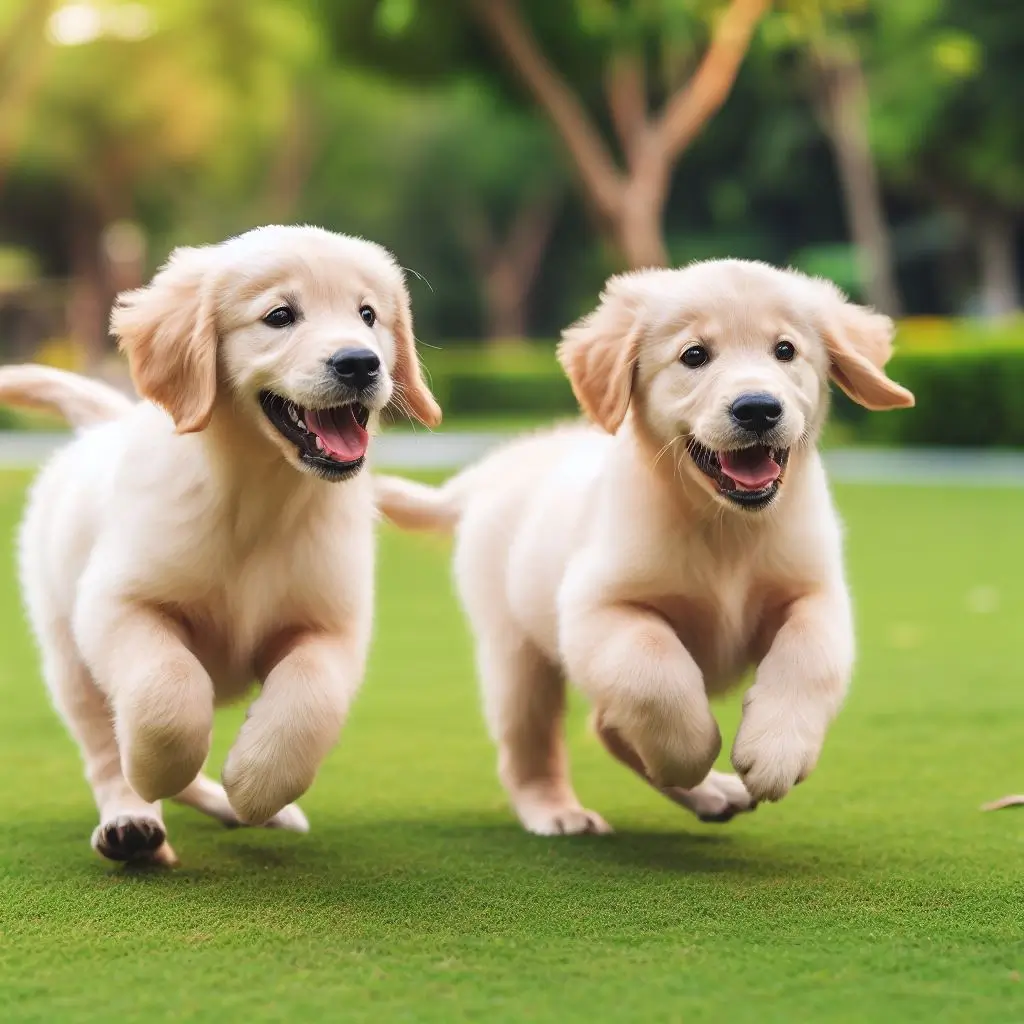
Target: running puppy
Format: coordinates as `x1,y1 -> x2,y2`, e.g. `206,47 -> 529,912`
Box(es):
0,225 -> 440,865
376,260 -> 912,835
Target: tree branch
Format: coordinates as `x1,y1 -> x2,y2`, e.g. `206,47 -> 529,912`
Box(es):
605,50 -> 648,168
654,0 -> 770,161
468,0 -> 624,220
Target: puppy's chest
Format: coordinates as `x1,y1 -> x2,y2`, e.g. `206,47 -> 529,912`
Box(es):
158,545 -> 359,703
644,575 -> 795,693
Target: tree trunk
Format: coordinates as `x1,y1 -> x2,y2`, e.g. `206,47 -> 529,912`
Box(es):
814,42 -> 903,316
264,90 -> 314,222
482,264 -> 529,341
67,203 -> 111,370
974,211 -> 1020,317
616,146 -> 671,268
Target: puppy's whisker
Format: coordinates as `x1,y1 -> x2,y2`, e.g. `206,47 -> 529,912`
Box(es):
401,265 -> 434,294
652,434 -> 685,471
387,383 -> 431,434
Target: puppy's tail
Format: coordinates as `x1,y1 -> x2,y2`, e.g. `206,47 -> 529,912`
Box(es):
374,473 -> 464,533
0,364 -> 135,428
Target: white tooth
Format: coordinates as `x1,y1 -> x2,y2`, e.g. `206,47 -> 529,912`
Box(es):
314,436 -> 324,451
297,420 -> 306,431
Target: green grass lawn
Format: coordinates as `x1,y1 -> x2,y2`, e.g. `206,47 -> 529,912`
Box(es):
0,469 -> 1022,1022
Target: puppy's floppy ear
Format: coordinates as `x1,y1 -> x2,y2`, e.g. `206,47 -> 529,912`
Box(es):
110,245 -> 219,434
815,282 -> 914,411
558,276 -> 641,434
390,281 -> 442,428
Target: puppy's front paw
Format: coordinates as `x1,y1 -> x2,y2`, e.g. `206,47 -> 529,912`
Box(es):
222,747 -> 313,826
634,715 -> 722,792
731,694 -> 825,803
92,814 -> 178,866
663,770 -> 757,823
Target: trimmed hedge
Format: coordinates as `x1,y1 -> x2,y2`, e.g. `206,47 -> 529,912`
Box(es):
443,370 -> 576,418
422,346 -> 578,419
835,348 -> 1024,447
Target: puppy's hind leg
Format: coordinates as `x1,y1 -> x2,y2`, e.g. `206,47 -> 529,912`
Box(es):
174,773 -> 309,833
40,634 -> 177,866
477,630 -> 611,837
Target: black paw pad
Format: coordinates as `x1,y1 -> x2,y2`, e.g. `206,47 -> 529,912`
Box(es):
94,817 -> 166,862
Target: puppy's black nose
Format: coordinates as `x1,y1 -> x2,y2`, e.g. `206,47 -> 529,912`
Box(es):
328,348 -> 380,391
730,392 -> 783,434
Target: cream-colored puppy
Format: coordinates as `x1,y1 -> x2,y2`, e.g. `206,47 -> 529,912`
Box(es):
0,225 -> 440,865
376,260 -> 912,835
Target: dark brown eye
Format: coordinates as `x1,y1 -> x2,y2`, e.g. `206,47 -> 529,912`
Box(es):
681,344 -> 709,368
774,339 -> 796,362
263,306 -> 295,328
360,305 -> 376,328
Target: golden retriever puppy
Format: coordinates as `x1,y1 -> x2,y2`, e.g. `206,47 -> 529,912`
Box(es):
0,225 -> 440,865
376,260 -> 912,835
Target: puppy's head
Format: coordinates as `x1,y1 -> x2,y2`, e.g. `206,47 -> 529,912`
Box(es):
111,225 -> 441,482
559,259 -> 913,512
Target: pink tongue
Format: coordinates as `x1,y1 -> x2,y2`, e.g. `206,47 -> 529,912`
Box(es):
719,447 -> 781,490
306,407 -> 369,462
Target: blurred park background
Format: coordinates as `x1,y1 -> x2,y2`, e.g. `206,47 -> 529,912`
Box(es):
1,0 -> 1022,445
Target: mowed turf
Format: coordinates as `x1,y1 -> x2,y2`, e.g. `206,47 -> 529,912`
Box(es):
0,467 -> 1022,1023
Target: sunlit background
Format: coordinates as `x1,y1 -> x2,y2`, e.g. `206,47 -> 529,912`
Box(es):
0,0 -> 1020,442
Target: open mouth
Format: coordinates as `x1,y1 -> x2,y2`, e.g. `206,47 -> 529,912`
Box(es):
687,440 -> 790,510
259,391 -> 370,481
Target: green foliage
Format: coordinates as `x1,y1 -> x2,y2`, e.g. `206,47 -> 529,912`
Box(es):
8,0 -> 323,256
866,0 -> 1024,212
0,246 -> 39,290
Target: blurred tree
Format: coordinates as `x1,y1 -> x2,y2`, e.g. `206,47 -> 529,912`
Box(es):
412,85 -> 566,341
465,0 -> 769,269
326,0 -> 770,269
3,0 -> 320,366
758,1 -> 903,314
0,1 -> 57,197
811,37 -> 902,315
293,71 -> 569,343
867,0 -> 1024,316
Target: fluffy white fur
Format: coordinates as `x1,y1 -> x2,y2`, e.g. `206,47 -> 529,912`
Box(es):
0,225 -> 440,865
376,259 -> 913,835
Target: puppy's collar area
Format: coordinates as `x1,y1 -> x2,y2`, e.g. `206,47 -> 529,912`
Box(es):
686,439 -> 790,511
258,391 -> 369,482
